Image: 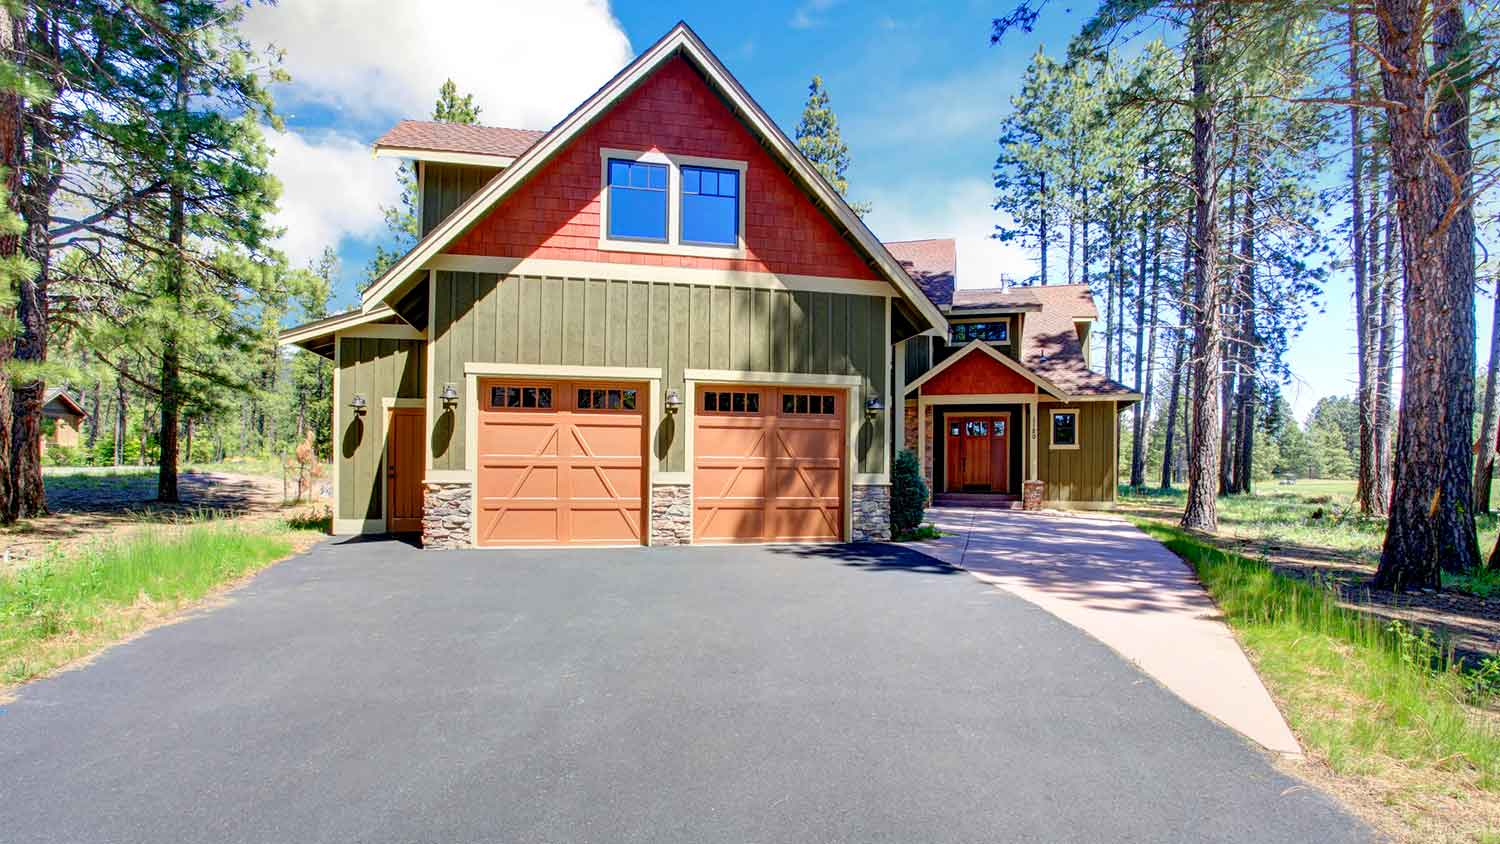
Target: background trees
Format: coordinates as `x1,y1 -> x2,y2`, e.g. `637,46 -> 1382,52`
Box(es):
992,0 -> 1499,589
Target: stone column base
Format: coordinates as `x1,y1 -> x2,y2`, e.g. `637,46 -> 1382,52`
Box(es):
422,481 -> 473,549
852,483 -> 892,541
1022,480 -> 1044,511
650,483 -> 692,545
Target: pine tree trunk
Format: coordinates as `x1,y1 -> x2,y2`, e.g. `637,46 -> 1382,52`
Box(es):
1181,2 -> 1224,533
1082,184 -> 1091,288
1374,0 -> 1481,587
1348,8 -> 1379,514
0,5 -> 20,524
1372,171 -> 1398,513
1038,170 -> 1048,285
1161,224 -> 1192,490
157,63 -> 188,503
1233,174 -> 1257,495
10,11 -> 61,521
113,381 -> 126,466
1129,200 -> 1151,490
86,380 -> 100,451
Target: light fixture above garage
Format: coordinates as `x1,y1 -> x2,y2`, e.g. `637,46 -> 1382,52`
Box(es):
664,387 -> 683,413
349,394 -> 368,415
865,395 -> 884,416
440,383 -> 459,409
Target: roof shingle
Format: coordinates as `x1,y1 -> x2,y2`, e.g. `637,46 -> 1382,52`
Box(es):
883,239 -> 955,308
373,120 -> 549,158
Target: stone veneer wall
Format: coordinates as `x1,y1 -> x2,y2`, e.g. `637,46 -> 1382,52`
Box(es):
922,406 -> 934,490
903,402 -> 918,451
423,481 -> 473,549
851,484 -> 891,542
650,483 -> 693,545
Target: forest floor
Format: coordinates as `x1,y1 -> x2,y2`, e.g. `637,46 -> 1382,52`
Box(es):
1117,480 -> 1500,662
0,464 -> 331,574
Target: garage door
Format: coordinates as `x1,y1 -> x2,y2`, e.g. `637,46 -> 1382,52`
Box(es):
693,386 -> 845,543
476,380 -> 645,546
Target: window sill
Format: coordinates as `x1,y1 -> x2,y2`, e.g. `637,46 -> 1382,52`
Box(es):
597,237 -> 747,261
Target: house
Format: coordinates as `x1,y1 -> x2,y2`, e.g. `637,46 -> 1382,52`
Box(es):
280,22 -> 1137,549
40,387 -> 86,458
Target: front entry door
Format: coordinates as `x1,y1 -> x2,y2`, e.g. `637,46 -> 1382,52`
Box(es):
386,407 -> 425,533
944,414 -> 1012,494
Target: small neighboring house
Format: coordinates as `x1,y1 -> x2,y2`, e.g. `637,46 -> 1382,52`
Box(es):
281,22 -> 1138,549
40,387 -> 87,458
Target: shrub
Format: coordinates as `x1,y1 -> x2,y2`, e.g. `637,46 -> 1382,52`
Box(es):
891,449 -> 928,536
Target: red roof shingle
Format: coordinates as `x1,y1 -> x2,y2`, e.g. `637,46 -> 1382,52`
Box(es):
373,120 -> 549,158
883,239 -> 955,308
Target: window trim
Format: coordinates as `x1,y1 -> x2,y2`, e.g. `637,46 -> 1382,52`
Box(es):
949,317 -> 1010,345
604,158 -> 670,244
1049,408 -> 1081,450
597,147 -> 748,259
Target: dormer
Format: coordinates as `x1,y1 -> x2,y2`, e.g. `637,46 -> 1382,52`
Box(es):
372,120 -> 548,237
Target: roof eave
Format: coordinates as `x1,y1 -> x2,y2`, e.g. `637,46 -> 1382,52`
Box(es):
373,146 -> 517,168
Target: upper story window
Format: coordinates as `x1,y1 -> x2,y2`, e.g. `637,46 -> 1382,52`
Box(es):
600,148 -> 747,257
951,320 -> 1009,344
681,165 -> 739,245
606,159 -> 669,241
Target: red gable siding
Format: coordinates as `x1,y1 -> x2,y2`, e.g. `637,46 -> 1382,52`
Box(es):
923,349 -> 1038,396
447,57 -> 881,281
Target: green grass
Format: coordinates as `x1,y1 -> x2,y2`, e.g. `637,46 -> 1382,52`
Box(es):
1137,520 -> 1500,837
1120,479 -> 1500,576
0,519 -> 319,688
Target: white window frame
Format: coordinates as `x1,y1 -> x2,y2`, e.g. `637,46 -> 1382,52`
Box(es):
598,147 -> 748,259
1049,407 -> 1081,450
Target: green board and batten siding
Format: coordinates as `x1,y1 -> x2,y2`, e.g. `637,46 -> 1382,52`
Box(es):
1036,400 -> 1116,503
421,164 -> 498,236
335,337 -> 426,522
429,270 -> 889,476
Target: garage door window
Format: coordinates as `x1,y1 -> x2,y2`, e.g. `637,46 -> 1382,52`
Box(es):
577,387 -> 638,411
488,384 -> 553,410
703,390 -> 760,414
782,393 -> 835,416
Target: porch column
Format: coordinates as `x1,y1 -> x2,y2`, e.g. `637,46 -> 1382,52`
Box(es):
1028,396 -> 1039,479
893,338 -> 906,457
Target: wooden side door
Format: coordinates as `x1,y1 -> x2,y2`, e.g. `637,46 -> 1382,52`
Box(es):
386,407 -> 425,533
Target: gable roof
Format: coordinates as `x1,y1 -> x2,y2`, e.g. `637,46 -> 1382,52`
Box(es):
373,120 -> 547,165
905,339 -> 1065,398
42,387 -> 85,417
884,239 -> 955,309
357,22 -> 946,335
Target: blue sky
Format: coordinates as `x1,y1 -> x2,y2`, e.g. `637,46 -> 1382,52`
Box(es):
243,0 -> 1490,422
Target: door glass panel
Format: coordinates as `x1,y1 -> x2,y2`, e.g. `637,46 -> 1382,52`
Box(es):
704,391 -> 717,411
577,389 -> 593,409
506,387 -> 521,407
537,388 -> 552,408
821,395 -> 834,415
966,421 -> 988,436
607,389 -> 622,409
747,393 -> 759,413
995,420 -> 1006,436
732,392 -> 745,412
718,391 -> 731,410
522,387 -> 537,408
950,423 -> 960,436
622,389 -> 637,410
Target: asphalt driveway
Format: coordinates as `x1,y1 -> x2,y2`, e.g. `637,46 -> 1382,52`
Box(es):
1,539 -> 1367,843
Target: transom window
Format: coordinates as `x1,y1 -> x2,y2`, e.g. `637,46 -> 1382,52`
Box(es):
681,165 -> 738,245
782,393 -> 836,416
1050,409 -> 1079,449
951,320 -> 1009,344
577,387 -> 638,411
703,390 -> 760,414
489,385 -> 554,410
606,159 -> 669,241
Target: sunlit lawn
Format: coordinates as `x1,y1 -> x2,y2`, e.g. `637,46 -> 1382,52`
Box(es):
1121,478 -> 1500,576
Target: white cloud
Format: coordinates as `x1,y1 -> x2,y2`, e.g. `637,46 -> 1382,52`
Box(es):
267,130 -> 403,268
243,0 -> 634,129
791,0 -> 842,29
863,178 -> 1034,289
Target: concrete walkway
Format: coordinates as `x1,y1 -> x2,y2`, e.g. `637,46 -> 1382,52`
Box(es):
916,506 -> 1302,757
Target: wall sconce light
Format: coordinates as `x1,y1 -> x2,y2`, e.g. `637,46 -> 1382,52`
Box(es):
440,383 -> 459,409
864,395 -> 884,417
349,394 -> 368,416
664,387 -> 683,414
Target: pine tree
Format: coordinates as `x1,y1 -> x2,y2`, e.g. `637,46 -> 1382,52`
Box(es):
795,75 -> 870,217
